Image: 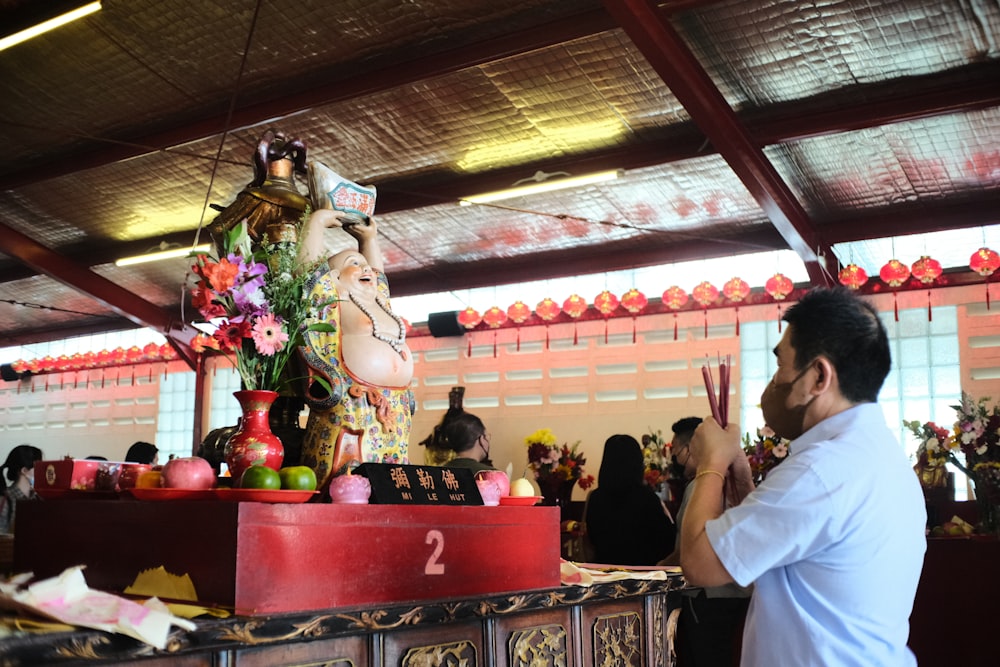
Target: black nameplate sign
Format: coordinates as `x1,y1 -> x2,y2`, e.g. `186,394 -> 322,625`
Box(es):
355,463 -> 484,505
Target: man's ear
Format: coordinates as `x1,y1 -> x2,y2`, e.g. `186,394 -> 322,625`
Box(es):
812,357 -> 835,394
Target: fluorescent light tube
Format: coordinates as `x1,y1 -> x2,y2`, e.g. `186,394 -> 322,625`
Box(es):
459,169 -> 622,206
0,2 -> 102,53
115,244 -> 212,267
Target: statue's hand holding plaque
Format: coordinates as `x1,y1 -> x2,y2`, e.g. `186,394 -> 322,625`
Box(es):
307,160 -> 377,224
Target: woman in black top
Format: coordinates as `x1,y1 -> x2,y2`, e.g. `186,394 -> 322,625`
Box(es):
584,434 -> 675,566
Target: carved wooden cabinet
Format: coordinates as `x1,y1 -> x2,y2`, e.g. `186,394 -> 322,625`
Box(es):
0,579 -> 682,666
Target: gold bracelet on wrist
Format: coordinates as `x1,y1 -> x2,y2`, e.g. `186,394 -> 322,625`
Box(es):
695,469 -> 725,483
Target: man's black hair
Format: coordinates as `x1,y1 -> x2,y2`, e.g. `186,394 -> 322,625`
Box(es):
782,287 -> 890,403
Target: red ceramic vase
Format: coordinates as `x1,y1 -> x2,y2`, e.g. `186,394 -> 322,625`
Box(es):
224,390 -> 284,484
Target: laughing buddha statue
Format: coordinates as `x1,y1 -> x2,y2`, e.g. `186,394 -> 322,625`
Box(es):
296,165 -> 415,492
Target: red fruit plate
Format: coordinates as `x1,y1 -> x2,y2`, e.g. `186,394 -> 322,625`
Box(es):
214,488 -> 317,503
498,495 -> 543,506
126,488 -> 216,501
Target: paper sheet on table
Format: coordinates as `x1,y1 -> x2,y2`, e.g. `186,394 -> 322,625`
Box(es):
124,566 -> 229,619
0,566 -> 196,649
560,559 -> 682,587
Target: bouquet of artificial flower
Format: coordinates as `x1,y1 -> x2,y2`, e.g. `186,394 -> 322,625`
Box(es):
742,426 -> 790,486
524,428 -> 595,490
641,429 -> 672,489
188,218 -> 331,392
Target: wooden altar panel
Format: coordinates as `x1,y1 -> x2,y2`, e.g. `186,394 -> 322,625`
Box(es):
235,634 -> 368,667
380,620 -> 485,667
579,597 -> 647,667
492,604 -> 578,667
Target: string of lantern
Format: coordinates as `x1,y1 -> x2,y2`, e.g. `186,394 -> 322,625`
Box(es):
446,249 -> 999,356
4,249 -> 998,372
6,343 -> 180,386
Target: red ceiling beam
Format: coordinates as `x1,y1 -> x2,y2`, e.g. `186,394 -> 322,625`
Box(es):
0,219 -> 201,368
602,0 -> 836,286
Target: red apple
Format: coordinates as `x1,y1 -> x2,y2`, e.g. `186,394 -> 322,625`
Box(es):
161,456 -> 216,490
475,469 -> 510,497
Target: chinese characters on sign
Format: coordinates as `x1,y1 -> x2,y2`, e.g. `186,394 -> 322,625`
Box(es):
357,463 -> 482,505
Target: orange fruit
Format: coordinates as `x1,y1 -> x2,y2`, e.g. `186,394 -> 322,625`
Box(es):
135,470 -> 163,488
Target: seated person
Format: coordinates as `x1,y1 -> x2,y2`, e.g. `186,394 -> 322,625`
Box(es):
433,412 -> 498,474
584,434 -> 675,566
125,441 -> 159,465
0,444 -> 44,534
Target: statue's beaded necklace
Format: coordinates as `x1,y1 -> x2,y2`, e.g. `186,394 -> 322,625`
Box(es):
348,292 -> 407,359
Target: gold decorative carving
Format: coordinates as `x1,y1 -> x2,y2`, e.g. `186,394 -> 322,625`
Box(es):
283,660 -> 354,667
54,635 -> 112,659
217,615 -> 332,645
509,623 -> 568,666
402,639 -> 476,666
650,595 -> 665,666
477,594 -> 532,615
593,612 -> 642,666
335,606 -> 425,630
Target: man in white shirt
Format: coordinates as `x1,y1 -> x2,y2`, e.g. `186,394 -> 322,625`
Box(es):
681,287 -> 926,667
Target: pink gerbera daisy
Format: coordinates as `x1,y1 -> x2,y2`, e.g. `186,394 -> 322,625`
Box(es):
251,313 -> 288,356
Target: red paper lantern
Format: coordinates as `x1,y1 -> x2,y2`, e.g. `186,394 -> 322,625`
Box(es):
879,259 -> 910,287
10,360 -> 26,373
620,289 -> 647,344
662,286 -> 688,310
662,286 -> 688,341
483,306 -> 507,328
692,281 -> 719,306
562,294 -> 587,345
838,264 -> 868,290
535,298 -> 560,322
765,273 -> 794,332
594,290 -> 619,344
722,278 -> 750,303
620,289 -> 647,314
159,343 -> 177,360
722,278 -> 750,336
536,298 -> 561,349
125,345 -> 144,364
143,342 -> 161,360
593,290 -> 619,316
970,247 -> 1000,276
764,273 -> 794,300
457,307 -> 482,329
910,256 -> 942,284
507,301 -> 532,323
970,247 -> 1000,310
562,294 -> 587,319
692,281 -> 718,338
483,306 -> 507,357
507,301 -> 532,351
